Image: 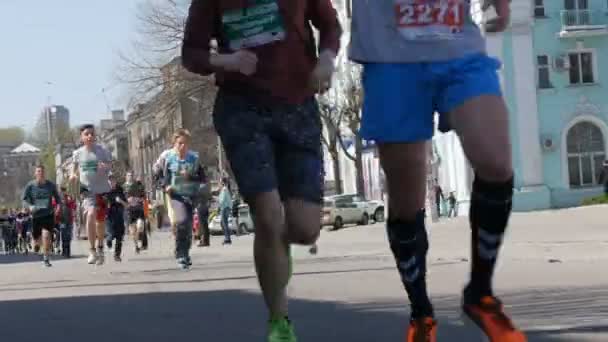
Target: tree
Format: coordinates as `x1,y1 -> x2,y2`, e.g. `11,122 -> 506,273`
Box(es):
39,144 -> 56,182
114,0 -> 210,111
335,63 -> 365,197
0,127 -> 25,145
318,92 -> 344,195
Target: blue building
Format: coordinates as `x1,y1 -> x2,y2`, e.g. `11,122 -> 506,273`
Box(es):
436,0 -> 608,213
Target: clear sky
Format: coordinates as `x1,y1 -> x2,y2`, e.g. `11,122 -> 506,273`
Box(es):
0,0 -> 140,131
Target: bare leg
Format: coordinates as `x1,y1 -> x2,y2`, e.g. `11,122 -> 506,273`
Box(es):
379,141 -> 434,318
250,191 -> 289,318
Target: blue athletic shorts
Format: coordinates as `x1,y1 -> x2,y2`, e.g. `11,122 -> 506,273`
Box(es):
360,53 -> 502,143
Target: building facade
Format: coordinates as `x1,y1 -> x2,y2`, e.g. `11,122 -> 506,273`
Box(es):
33,105 -> 70,144
1,143 -> 41,205
434,0 -> 608,213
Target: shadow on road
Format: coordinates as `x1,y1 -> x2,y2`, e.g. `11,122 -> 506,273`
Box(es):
0,287 -> 606,342
0,253 -> 84,265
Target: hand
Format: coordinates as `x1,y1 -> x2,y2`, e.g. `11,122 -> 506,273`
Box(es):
29,205 -> 37,212
165,186 -> 173,194
222,50 -> 258,76
69,174 -> 78,182
98,162 -> 110,172
483,0 -> 511,33
310,50 -> 336,94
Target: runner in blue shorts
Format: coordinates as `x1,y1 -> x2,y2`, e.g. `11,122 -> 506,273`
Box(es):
349,1 -> 526,341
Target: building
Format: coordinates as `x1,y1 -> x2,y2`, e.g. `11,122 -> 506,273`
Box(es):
98,110 -> 129,170
54,143 -> 77,187
126,58 -> 220,199
33,105 -> 70,144
434,0 -> 608,213
1,143 -> 41,205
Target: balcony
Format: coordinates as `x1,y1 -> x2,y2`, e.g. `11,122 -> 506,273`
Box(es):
559,10 -> 608,38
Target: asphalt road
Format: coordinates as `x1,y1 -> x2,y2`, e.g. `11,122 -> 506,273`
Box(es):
0,205 -> 607,341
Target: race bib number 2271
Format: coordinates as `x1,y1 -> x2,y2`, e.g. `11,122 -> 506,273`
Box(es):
395,0 -> 465,40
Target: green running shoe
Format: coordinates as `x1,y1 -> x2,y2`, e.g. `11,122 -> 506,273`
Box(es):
268,317 -> 297,342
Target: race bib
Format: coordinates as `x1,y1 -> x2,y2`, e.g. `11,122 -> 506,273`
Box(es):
81,160 -> 98,175
172,176 -> 199,197
395,0 -> 465,40
222,0 -> 286,50
35,198 -> 49,209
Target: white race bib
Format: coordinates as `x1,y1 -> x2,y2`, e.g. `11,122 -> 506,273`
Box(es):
395,0 -> 465,40
222,0 -> 286,50
35,199 -> 49,209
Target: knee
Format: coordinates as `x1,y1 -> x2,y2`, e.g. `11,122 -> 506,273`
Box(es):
252,206 -> 284,240
41,230 -> 51,240
387,210 -> 428,255
473,157 -> 513,183
286,217 -> 320,245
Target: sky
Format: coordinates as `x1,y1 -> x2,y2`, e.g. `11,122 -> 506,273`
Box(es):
0,0 -> 141,131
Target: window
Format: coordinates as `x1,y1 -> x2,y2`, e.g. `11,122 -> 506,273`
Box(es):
565,0 -> 589,11
534,0 -> 546,17
569,51 -> 595,85
567,121 -> 605,187
537,55 -> 553,89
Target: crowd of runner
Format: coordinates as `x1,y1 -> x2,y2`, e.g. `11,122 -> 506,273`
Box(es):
1,0 -> 526,341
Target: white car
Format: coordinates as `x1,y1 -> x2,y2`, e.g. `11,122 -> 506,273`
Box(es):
363,200 -> 385,223
321,194 -> 370,230
209,204 -> 255,234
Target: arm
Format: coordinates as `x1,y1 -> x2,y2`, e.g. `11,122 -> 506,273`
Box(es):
22,184 -> 32,208
153,151 -> 169,186
118,190 -> 129,207
182,0 -> 223,75
309,0 -> 342,58
52,184 -> 62,206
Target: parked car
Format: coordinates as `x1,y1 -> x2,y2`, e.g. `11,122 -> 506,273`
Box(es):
363,200 -> 385,223
321,194 -> 370,230
209,204 -> 255,235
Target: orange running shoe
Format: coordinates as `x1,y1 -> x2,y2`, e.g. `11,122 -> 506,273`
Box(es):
406,317 -> 437,342
462,296 -> 527,342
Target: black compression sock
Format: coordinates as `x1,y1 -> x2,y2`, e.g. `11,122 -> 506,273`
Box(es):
468,176 -> 514,301
387,210 -> 434,318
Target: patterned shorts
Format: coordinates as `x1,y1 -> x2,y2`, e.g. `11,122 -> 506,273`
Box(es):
212,90 -> 323,204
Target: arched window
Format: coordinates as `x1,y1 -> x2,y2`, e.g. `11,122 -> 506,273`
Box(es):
567,121 -> 605,187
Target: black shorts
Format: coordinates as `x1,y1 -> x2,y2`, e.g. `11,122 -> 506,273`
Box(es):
212,90 -> 323,204
32,215 -> 54,240
127,206 -> 145,225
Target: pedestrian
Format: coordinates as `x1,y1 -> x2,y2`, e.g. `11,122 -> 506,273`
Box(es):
598,160 -> 608,196
434,182 -> 444,217
218,179 -> 233,245
448,191 -> 458,218
349,0 -> 525,341
22,165 -> 62,267
182,0 -> 341,339
69,124 -> 113,265
155,128 -> 206,269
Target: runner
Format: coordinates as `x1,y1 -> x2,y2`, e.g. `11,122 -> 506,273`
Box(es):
123,171 -> 147,254
349,1 -> 525,341
106,174 -> 127,262
58,188 -> 76,258
21,165 -> 62,267
182,1 -> 341,340
154,129 -> 205,269
70,124 -> 113,265
153,147 -> 177,238
141,191 -> 151,250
